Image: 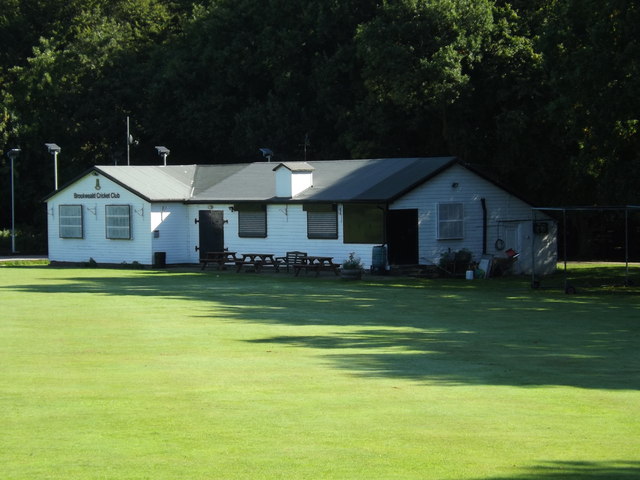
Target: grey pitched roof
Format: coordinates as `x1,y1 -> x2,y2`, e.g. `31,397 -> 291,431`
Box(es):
95,165 -> 196,201
293,157 -> 456,202
79,157 -> 458,203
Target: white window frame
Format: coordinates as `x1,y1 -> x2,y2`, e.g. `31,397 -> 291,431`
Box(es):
59,205 -> 83,238
105,205 -> 132,240
437,203 -> 464,239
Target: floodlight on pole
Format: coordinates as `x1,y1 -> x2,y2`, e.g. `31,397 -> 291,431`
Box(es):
7,148 -> 21,254
45,143 -> 61,190
126,116 -> 138,165
155,146 -> 170,166
259,148 -> 273,162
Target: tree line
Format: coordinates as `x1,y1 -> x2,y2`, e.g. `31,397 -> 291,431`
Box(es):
1,0 -> 638,233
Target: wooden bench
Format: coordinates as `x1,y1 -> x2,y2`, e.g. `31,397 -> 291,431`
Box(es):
200,251 -> 238,270
236,253 -> 280,273
293,255 -> 340,277
276,251 -> 307,273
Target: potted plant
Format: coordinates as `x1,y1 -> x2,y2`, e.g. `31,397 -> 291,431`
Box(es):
340,252 -> 364,280
438,248 -> 473,277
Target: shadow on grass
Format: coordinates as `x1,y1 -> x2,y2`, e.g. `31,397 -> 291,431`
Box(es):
475,461 -> 640,479
3,266 -> 640,390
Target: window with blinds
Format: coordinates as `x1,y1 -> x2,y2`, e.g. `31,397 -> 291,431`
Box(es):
236,204 -> 267,238
304,204 -> 337,239
437,203 -> 464,239
105,205 -> 131,239
59,205 -> 83,238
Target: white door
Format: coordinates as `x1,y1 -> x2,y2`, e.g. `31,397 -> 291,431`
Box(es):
503,223 -> 523,274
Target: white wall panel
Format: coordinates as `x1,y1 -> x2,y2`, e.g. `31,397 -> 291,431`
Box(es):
189,204 -> 377,267
47,173 -> 151,264
391,164 -> 556,273
46,164 -> 556,273
151,203 -> 191,264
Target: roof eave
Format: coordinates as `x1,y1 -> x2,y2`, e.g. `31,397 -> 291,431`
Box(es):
43,166 -> 155,203
92,167 -> 155,203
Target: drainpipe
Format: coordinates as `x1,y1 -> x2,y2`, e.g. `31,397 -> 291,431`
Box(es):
481,198 -> 487,254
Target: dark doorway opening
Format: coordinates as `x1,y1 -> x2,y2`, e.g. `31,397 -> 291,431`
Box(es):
387,209 -> 419,265
198,210 -> 224,259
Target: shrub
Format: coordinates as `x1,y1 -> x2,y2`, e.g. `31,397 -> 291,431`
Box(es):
342,252 -> 364,270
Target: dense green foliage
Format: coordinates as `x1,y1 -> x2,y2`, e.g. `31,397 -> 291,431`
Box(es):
1,0 -> 639,230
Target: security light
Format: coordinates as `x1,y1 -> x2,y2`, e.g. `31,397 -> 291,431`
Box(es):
45,143 -> 61,153
155,146 -> 170,166
7,148 -> 21,160
259,148 -> 273,162
44,143 -> 61,190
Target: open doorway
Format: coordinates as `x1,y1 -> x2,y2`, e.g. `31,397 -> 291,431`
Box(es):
387,209 -> 419,265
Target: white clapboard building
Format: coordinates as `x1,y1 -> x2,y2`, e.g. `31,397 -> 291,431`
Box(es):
44,157 -> 557,274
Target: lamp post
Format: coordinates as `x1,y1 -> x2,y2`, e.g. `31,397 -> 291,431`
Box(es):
155,146 -> 170,166
7,148 -> 21,254
45,143 -> 61,190
126,117 -> 138,165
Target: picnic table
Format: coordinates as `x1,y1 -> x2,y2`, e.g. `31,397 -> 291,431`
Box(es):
200,251 -> 238,270
236,253 -> 280,273
293,255 -> 340,277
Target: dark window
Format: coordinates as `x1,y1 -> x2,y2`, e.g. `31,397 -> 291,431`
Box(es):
236,204 -> 267,238
304,204 -> 338,239
59,205 -> 83,238
343,204 -> 384,244
105,205 -> 131,239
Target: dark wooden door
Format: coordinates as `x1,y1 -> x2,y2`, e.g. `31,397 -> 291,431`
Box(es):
198,210 -> 224,259
387,209 -> 419,265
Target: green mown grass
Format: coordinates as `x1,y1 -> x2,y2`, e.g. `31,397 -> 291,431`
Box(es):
1,265 -> 639,479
